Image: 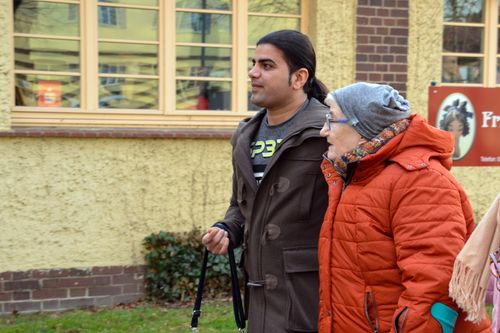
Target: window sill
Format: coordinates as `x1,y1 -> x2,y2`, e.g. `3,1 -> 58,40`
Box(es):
0,127 -> 234,139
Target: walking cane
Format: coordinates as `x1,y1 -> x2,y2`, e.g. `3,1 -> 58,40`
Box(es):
190,242 -> 246,332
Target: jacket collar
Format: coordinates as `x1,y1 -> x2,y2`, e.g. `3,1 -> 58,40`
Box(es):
350,115 -> 455,182
233,98 -> 328,191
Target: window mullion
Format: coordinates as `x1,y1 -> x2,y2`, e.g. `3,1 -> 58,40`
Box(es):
83,0 -> 98,111
165,0 -> 176,114
234,0 -> 248,113
486,0 -> 498,86
300,0 -> 309,34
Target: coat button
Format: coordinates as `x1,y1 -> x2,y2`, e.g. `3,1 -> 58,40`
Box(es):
265,224 -> 280,240
265,274 -> 278,290
276,177 -> 290,192
260,224 -> 281,245
327,173 -> 331,178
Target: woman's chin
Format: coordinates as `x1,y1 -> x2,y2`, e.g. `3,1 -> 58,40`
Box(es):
327,151 -> 337,160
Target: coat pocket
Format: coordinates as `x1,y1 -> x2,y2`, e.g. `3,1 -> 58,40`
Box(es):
283,246 -> 319,332
393,306 -> 409,333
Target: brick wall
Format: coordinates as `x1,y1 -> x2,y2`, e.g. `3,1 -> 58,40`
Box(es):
356,0 -> 409,95
0,265 -> 145,314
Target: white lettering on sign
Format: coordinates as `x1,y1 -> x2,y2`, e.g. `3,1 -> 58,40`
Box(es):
482,111 -> 500,128
480,156 -> 500,162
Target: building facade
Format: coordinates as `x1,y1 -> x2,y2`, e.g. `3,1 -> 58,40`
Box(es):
0,0 -> 498,314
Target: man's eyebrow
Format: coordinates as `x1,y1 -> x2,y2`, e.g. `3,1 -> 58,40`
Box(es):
252,58 -> 277,65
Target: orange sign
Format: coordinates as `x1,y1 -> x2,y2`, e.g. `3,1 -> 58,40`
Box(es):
428,86 -> 500,166
38,80 -> 61,107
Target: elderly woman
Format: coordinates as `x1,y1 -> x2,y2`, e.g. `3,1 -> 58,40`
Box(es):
317,82 -> 491,333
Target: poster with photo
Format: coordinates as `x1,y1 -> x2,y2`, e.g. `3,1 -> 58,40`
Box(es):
428,86 -> 500,166
38,80 -> 61,107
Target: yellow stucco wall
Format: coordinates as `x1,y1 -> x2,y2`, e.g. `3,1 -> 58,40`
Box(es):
0,1 -> 498,273
313,0 -> 356,91
0,138 -> 232,271
407,0 -> 499,222
0,1 -> 12,130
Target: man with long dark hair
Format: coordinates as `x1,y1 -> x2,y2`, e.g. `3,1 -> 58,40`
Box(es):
202,30 -> 329,332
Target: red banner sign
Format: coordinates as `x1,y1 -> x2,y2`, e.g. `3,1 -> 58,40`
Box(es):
428,86 -> 500,166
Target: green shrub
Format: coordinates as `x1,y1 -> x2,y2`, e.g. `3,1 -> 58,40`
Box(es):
143,228 -> 242,302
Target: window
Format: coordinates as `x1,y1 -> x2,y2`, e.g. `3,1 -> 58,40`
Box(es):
12,0 -> 306,128
442,0 -> 500,86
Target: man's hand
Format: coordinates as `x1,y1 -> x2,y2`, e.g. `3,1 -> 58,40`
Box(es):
202,227 -> 229,255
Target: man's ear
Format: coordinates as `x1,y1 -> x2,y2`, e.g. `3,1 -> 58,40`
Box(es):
291,68 -> 309,90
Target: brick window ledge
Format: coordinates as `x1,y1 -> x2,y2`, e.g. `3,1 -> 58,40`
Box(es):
0,127 -> 235,139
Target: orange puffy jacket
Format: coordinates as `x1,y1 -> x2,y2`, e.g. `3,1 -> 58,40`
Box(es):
318,115 -> 491,333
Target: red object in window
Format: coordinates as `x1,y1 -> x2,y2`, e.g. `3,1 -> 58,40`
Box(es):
38,80 -> 61,107
197,94 -> 209,110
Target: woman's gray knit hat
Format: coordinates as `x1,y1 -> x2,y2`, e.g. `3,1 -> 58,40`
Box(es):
330,82 -> 411,140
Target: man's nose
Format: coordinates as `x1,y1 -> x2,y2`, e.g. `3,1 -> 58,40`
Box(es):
248,65 -> 259,78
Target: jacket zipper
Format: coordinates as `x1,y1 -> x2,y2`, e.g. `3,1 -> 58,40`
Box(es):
364,288 -> 380,333
255,128 -> 323,279
393,306 -> 409,333
252,122 -> 324,329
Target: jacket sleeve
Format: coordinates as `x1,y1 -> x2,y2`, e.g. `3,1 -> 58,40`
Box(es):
389,166 -> 470,333
214,169 -> 245,248
212,124 -> 246,248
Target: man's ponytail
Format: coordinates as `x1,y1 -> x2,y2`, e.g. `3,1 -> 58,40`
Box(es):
306,77 -> 328,106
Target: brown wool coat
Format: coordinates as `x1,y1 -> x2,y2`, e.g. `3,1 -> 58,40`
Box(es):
219,98 -> 329,333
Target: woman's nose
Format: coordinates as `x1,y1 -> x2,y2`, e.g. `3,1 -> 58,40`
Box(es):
320,122 -> 329,137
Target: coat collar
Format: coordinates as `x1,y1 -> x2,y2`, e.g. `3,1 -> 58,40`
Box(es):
347,115 -> 455,182
233,98 -> 328,191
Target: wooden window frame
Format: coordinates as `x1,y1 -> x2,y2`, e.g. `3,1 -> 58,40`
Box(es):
10,0 -> 308,129
442,0 -> 499,87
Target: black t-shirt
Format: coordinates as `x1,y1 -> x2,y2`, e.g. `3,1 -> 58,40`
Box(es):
250,100 -> 308,185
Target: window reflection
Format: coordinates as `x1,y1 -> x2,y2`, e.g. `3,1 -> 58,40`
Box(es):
497,28 -> 500,53
99,43 -> 158,75
176,0 -> 230,10
176,12 -> 231,44
100,0 -> 158,5
15,37 -> 80,72
496,58 -> 500,84
443,26 -> 483,53
99,78 -> 158,109
248,0 -> 300,14
444,0 -> 484,22
99,6 -> 123,26
176,80 -> 231,110
176,46 -> 231,78
99,7 -> 158,41
442,56 -> 482,83
14,0 -> 79,36
97,4 -> 159,109
248,16 -> 300,45
15,74 -> 80,108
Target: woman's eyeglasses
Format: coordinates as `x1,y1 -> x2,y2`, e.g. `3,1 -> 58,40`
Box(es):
325,113 -> 355,131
